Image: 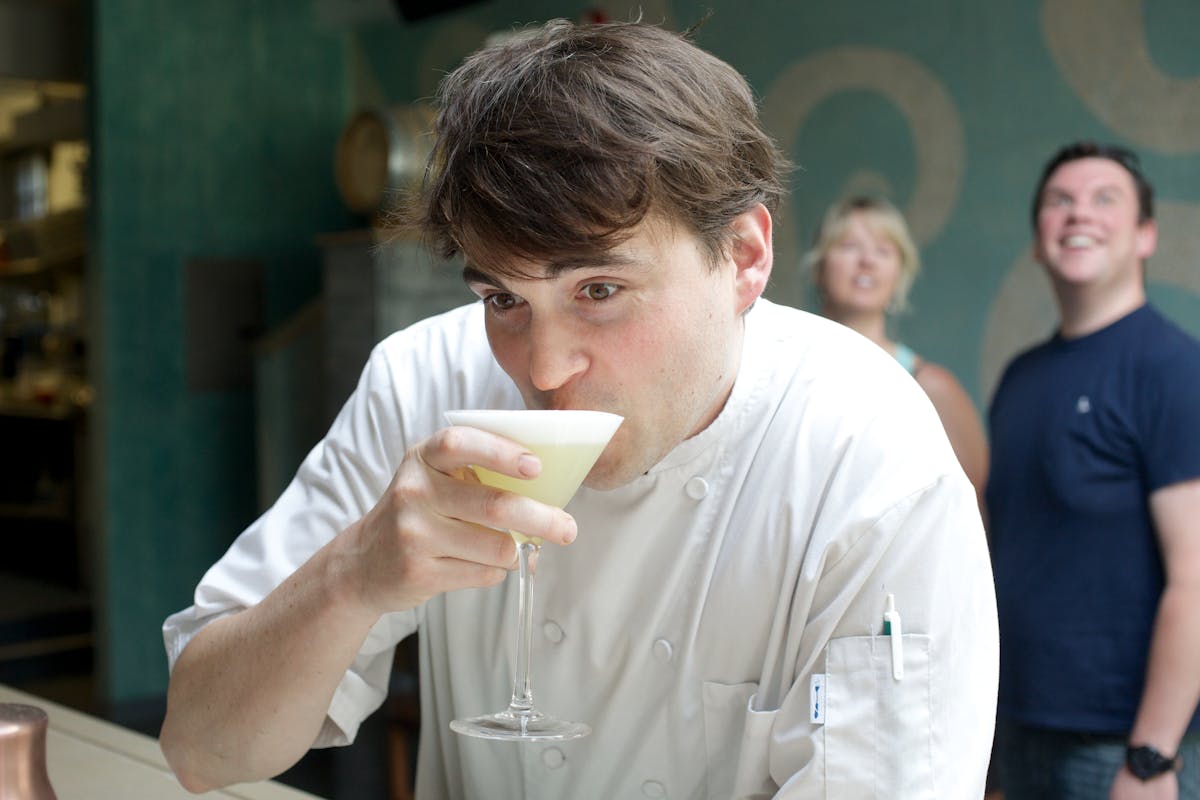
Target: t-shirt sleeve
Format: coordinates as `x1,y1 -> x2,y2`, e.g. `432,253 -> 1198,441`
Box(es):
1142,338 -> 1200,490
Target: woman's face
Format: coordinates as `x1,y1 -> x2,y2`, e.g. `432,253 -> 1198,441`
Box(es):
817,211 -> 904,316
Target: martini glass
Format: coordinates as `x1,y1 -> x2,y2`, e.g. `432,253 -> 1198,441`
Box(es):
444,409 -> 623,741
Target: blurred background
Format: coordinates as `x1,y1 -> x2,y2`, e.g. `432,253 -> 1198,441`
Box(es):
1,0 -> 1198,797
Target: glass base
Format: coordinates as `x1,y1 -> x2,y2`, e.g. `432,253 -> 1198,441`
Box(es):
450,709 -> 591,742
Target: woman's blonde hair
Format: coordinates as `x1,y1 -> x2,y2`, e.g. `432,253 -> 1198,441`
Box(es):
802,195 -> 921,313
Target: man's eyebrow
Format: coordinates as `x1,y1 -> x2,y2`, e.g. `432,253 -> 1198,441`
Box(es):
461,252 -> 644,286
544,251 -> 642,274
1044,181 -> 1127,198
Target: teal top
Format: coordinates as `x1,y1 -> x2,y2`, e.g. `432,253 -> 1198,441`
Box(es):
893,343 -> 920,376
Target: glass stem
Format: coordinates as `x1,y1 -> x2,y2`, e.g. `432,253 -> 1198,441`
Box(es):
508,539 -> 539,718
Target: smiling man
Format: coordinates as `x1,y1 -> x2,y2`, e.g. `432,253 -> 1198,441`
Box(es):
160,19 -> 997,798
988,142 -> 1200,798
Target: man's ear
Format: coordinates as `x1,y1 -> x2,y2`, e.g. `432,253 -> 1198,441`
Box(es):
1032,239 -> 1046,268
729,203 -> 773,314
1136,218 -> 1158,263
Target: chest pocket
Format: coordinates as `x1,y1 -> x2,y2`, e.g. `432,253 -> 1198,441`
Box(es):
825,634 -> 933,799
703,680 -> 777,799
1050,393 -> 1142,514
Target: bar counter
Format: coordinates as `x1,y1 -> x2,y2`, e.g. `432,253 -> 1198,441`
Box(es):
0,684 -> 323,799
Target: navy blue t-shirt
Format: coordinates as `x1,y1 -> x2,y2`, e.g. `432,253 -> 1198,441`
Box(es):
987,304 -> 1200,734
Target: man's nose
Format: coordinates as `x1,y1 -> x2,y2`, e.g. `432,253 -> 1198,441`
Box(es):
528,315 -> 588,391
1066,198 -> 1093,221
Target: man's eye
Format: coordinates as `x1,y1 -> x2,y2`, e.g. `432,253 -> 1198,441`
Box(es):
583,283 -> 618,301
484,292 -> 519,310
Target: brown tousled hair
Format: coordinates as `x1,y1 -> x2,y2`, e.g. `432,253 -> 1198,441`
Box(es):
405,18 -> 790,277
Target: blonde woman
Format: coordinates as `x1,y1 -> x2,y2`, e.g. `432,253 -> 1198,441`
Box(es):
805,196 -> 989,506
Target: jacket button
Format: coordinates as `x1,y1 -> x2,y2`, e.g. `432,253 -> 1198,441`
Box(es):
641,779 -> 667,797
543,620 -> 564,643
542,746 -> 565,769
653,638 -> 674,663
685,476 -> 708,499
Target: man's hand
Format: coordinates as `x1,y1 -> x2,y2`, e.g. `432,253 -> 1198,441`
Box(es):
341,424 -> 579,615
1111,765 -> 1177,800
162,424 -> 578,793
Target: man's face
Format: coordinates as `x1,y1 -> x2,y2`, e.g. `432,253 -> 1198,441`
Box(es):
1034,157 -> 1156,292
464,211 -> 770,490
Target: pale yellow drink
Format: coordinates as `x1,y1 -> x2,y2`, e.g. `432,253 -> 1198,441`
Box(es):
445,408 -> 622,741
444,410 -> 624,544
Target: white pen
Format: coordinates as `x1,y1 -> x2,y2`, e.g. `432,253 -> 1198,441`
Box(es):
884,593 -> 904,680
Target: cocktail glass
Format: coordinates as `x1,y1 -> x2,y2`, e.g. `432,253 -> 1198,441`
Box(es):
444,409 -> 623,742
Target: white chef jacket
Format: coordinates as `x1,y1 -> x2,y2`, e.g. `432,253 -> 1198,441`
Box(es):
164,298 -> 998,799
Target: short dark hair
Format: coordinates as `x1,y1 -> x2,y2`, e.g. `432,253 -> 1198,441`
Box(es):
1031,141 -> 1154,227
407,18 -> 790,276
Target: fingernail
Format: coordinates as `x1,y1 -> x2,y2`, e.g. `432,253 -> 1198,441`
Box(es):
518,454 -> 540,477
562,517 -> 577,544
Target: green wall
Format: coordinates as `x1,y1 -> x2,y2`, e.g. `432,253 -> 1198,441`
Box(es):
351,0 -> 1200,401
94,0 -> 353,702
93,0 -> 1200,703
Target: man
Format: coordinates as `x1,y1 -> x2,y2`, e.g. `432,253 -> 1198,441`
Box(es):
161,20 -> 997,798
988,141 -> 1200,798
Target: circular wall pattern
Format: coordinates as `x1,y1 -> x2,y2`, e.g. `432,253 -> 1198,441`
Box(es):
761,46 -> 965,305
1042,0 -> 1200,154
